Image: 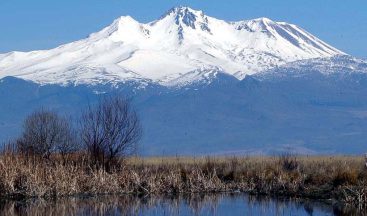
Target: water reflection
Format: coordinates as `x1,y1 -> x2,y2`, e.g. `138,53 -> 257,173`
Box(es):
0,193 -> 364,216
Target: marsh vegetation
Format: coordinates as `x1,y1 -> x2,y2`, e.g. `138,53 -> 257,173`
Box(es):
0,152 -> 366,209
0,95 -> 366,212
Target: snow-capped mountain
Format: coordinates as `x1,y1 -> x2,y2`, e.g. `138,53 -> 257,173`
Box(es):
0,6 -> 344,86
2,6 -> 367,156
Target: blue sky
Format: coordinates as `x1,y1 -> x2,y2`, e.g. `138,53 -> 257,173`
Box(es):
0,0 -> 366,58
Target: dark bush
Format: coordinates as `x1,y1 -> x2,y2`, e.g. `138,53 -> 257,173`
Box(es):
80,95 -> 142,170
279,154 -> 299,171
16,109 -> 76,160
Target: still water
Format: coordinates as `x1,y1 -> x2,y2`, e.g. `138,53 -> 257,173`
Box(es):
0,193 -> 363,216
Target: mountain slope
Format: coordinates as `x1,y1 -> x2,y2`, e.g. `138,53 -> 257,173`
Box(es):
0,7 -> 344,86
1,56 -> 367,155
2,7 -> 367,155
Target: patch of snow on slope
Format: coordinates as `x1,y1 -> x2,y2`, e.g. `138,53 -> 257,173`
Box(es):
256,55 -> 367,80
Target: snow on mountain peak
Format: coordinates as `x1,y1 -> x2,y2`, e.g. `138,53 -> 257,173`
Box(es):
0,7 -> 346,86
162,6 -> 204,21
153,6 -> 211,37
167,6 -> 206,28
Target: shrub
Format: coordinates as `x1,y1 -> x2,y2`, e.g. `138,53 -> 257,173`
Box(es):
279,154 -> 299,171
16,109 -> 76,160
80,95 -> 142,170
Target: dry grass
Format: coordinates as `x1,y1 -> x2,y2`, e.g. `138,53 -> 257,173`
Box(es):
0,154 -> 366,208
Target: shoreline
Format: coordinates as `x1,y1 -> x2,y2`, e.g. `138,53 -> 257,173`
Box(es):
1,191 -> 361,215
0,155 -> 366,208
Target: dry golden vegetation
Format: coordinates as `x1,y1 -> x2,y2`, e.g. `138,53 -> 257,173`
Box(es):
0,153 -> 366,208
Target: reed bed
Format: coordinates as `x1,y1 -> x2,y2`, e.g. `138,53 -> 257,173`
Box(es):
0,154 -> 366,208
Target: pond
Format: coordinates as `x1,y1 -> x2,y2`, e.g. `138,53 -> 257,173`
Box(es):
0,193 -> 363,216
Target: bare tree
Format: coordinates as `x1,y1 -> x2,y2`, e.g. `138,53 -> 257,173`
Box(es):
56,117 -> 79,163
17,109 -> 76,160
80,95 -> 142,169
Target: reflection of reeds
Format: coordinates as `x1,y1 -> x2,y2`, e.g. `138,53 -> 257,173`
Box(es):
0,194 -> 365,216
0,194 -> 221,216
0,154 -> 366,208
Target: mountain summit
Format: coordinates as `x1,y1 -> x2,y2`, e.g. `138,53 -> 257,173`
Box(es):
1,7 -> 367,156
0,7 -> 345,86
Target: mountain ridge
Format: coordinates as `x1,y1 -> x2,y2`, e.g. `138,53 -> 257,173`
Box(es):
0,6 -> 345,87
